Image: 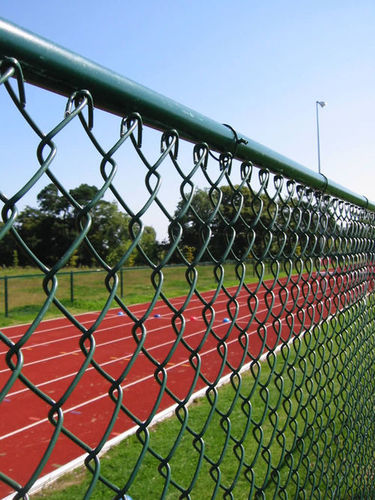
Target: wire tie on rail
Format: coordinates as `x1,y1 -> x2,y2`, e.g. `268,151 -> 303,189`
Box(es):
0,57 -> 26,108
223,123 -> 248,157
65,89 -> 94,130
208,124 -> 247,163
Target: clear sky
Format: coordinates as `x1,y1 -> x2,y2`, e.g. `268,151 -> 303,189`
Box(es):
1,1 -> 374,238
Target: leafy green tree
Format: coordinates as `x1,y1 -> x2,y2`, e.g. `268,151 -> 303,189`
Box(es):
0,223 -> 16,267
2,183 -> 158,268
283,196 -> 341,259
172,185 -> 277,262
16,205 -> 68,267
172,185 -> 343,264
134,225 -> 158,264
37,184 -> 69,218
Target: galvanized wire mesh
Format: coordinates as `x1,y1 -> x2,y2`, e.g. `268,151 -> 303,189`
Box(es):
0,55 -> 375,500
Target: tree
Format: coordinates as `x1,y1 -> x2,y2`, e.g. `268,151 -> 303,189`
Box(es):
36,184 -> 69,218
0,223 -> 16,267
172,185 -> 277,262
172,184 -> 345,264
1,183 -> 158,268
15,204 -> 73,267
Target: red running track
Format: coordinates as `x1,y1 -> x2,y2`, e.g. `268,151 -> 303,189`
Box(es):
0,274 -> 338,498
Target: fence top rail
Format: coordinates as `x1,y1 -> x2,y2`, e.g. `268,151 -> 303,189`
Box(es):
0,17 -> 373,212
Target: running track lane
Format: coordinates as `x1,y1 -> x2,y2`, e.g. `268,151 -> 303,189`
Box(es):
0,274 -> 339,497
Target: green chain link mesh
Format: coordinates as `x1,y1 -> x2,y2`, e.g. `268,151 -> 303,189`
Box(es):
1,57 -> 375,499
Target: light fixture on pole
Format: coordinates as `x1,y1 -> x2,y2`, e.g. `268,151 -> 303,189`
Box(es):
316,100 -> 326,174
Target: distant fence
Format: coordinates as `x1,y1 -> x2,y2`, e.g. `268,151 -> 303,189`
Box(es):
0,267 -> 152,317
1,17 -> 375,500
0,263 -> 261,317
0,269 -> 116,317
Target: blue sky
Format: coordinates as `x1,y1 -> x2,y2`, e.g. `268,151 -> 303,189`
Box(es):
1,1 -> 374,238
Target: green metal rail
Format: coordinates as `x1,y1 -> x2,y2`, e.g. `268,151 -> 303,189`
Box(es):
0,18 -> 373,210
0,17 -> 375,500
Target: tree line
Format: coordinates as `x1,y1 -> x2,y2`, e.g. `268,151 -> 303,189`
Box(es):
0,182 -> 338,269
0,184 -> 159,268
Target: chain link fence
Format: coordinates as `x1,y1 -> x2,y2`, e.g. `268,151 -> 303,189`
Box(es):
1,18 -> 375,499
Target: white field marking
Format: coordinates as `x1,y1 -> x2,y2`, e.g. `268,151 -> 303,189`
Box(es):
4,292 -> 306,397
0,294 -> 228,354
0,289 -> 211,334
0,295 -> 175,334
6,280 -> 313,358
0,288 -> 228,341
0,274 -> 286,342
2,327 -> 304,500
0,289 -> 322,434
0,290 -> 306,377
0,310 -> 99,332
0,309 -> 299,443
0,297 -> 219,371
0,295 -> 191,346
5,304 -> 304,400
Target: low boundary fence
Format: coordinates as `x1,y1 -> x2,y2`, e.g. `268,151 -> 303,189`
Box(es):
1,17 -> 375,499
0,267 -> 161,318
0,262 -> 261,318
1,269 -> 124,317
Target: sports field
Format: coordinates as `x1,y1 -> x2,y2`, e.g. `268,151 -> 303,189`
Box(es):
0,271 -> 333,498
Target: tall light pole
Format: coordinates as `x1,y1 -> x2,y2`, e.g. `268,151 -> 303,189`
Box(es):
316,100 -> 326,174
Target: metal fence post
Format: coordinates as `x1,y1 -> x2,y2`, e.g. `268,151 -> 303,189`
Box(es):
70,271 -> 74,303
4,276 -> 8,317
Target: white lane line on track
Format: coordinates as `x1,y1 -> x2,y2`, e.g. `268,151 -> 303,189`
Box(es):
4,304 -> 305,400
0,291 -> 312,376
0,286 -> 326,438
0,305 -> 221,372
0,281 -> 353,497
0,297 -> 211,357
1,291 -> 206,328
0,310 -> 299,442
0,275 -> 294,342
1,279 -> 321,359
4,329 -> 304,500
0,295 -> 224,353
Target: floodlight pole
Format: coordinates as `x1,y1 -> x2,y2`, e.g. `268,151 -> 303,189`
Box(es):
316,100 -> 326,174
